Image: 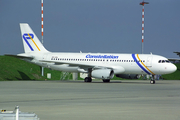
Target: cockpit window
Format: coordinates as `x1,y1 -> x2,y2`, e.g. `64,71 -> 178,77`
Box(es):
158,60 -> 170,63
166,60 -> 170,63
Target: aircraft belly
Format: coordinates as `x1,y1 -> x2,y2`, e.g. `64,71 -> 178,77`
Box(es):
125,65 -> 147,74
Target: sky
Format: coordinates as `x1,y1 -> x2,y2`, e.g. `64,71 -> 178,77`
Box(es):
0,0 -> 180,58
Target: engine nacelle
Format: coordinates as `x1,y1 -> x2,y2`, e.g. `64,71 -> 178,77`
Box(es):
116,74 -> 140,79
91,69 -> 114,79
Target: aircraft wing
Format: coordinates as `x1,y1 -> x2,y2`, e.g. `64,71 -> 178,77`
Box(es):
40,60 -> 124,73
40,59 -> 111,68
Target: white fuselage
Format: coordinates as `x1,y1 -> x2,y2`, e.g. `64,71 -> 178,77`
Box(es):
25,52 -> 176,76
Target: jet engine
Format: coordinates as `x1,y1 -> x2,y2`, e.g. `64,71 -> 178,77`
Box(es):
91,69 -> 114,79
116,74 -> 140,79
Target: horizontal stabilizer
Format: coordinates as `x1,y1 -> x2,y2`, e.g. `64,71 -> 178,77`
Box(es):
5,54 -> 34,59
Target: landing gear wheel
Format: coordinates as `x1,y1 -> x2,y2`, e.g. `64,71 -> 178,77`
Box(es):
103,79 -> 110,83
84,77 -> 92,82
150,80 -> 155,84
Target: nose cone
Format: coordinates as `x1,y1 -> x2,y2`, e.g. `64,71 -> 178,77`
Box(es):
172,64 -> 177,72
168,63 -> 177,74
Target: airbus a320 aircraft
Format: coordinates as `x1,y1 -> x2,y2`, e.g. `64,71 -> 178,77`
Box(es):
8,23 -> 177,84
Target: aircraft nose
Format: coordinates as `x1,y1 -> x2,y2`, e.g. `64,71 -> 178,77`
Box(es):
168,64 -> 177,73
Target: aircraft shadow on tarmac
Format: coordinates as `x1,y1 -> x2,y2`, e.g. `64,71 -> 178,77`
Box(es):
58,80 -> 157,84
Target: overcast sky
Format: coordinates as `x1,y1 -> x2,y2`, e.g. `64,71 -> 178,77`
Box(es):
0,0 -> 180,58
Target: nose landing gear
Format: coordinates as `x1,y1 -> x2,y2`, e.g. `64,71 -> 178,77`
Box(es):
150,80 -> 155,84
150,75 -> 155,84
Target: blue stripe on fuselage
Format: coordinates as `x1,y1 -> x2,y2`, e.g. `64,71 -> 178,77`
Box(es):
132,54 -> 151,75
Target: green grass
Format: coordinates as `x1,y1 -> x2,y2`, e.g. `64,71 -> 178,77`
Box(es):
0,55 -> 179,81
0,56 -> 71,80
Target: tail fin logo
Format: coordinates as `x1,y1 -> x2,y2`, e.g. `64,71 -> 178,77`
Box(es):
23,33 -> 41,51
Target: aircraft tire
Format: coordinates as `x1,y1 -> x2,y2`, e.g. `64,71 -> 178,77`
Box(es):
150,80 -> 155,84
103,79 -> 110,83
84,77 -> 92,82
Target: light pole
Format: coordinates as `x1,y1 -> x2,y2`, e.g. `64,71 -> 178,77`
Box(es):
140,1 -> 149,54
41,0 -> 44,76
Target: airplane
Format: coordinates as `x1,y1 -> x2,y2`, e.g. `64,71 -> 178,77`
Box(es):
174,52 -> 180,56
168,52 -> 180,61
7,23 -> 177,84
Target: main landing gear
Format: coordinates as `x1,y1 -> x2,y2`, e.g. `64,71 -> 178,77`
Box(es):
84,77 -> 110,83
102,79 -> 110,83
84,77 -> 92,82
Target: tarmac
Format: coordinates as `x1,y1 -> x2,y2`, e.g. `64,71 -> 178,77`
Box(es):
0,80 -> 180,120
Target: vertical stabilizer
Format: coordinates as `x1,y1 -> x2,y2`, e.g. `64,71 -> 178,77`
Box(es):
20,23 -> 48,53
